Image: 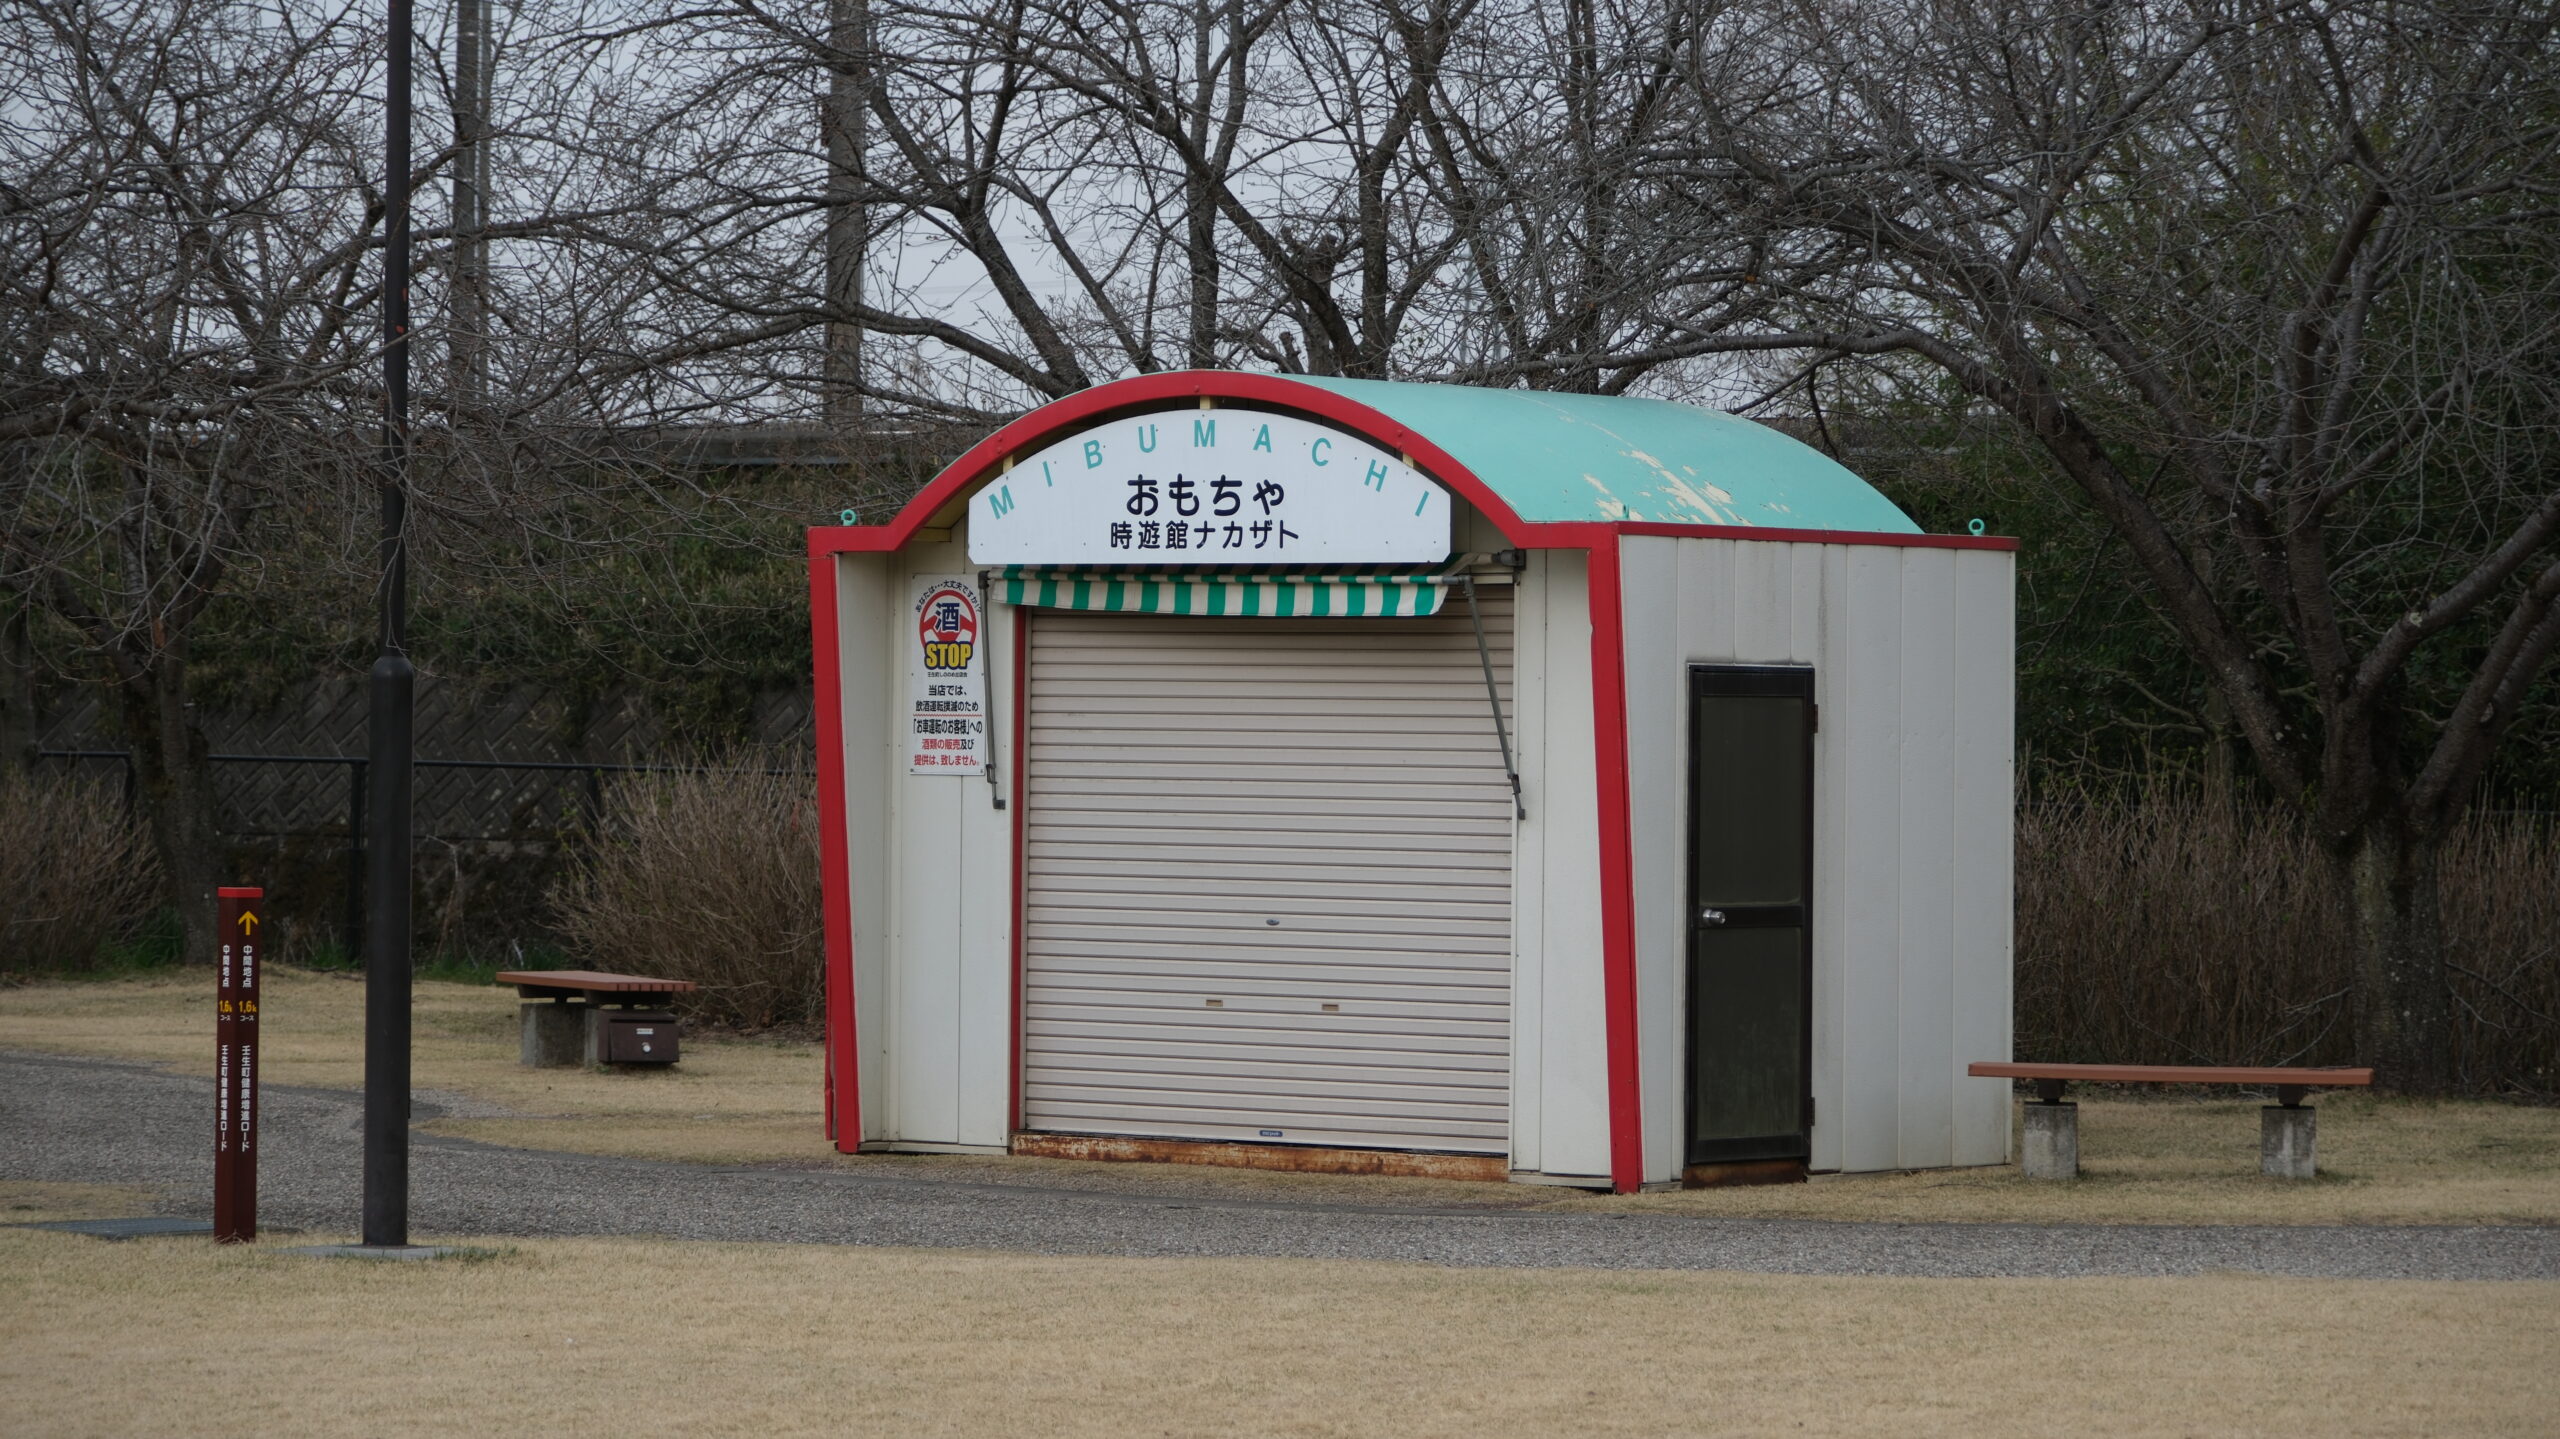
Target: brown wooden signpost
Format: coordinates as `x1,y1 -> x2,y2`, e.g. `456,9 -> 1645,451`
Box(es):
215,886 -> 262,1243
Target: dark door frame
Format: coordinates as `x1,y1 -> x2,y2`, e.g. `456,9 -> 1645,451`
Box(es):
1683,663 -> 1817,1167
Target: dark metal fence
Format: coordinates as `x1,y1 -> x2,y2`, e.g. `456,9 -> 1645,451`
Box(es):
35,748 -> 808,958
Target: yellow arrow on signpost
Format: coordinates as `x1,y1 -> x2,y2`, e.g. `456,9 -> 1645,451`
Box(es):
238,912 -> 258,934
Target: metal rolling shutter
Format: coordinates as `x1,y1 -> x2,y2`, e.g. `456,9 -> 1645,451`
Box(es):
1021,593 -> 1515,1154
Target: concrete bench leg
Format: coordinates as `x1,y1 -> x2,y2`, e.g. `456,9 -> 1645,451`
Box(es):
520,1001 -> 585,1067
2262,1105 -> 2317,1179
2022,1101 -> 2079,1180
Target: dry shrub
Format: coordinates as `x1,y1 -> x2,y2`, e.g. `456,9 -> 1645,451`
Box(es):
0,770 -> 162,975
549,761 -> 822,1029
2017,782 -> 2560,1094
2440,816 -> 2560,1094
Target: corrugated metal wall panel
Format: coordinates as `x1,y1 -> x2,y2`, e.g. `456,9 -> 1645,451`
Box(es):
1949,550 -> 2019,1165
1836,545 -> 1906,1173
1895,547 -> 1960,1166
1611,537 -> 2014,1178
1522,550 -> 1609,1178
838,554 -> 895,1145
1022,602 -> 1516,1154
1619,536 -> 1686,1181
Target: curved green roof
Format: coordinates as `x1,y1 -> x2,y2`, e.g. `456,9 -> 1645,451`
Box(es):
1289,376 -> 1919,533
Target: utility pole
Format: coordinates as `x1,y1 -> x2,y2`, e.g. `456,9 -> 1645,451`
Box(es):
1185,0 -> 1218,370
823,0 -> 869,435
452,0 -> 491,413
364,0 -> 417,1251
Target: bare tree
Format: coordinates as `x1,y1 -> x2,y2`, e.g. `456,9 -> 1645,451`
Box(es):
1647,0 -> 2560,1087
0,1 -> 393,961
0,0 -> 821,958
17,0 -> 2548,1066
589,0 -> 1793,417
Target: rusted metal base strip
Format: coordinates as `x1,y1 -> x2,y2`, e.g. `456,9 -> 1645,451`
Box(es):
1010,1132 -> 1508,1183
1680,1158 -> 1807,1189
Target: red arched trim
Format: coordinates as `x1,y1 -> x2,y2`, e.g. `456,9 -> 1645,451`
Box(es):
809,371 -> 1548,552
809,551 -> 860,1152
1586,535 -> 1645,1193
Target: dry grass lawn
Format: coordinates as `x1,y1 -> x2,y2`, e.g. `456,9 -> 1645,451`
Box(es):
1,1180 -> 162,1225
1559,1091 -> 2560,1227
0,966 -> 829,1161
1,1182 -> 2553,1439
5,969 -> 2558,1225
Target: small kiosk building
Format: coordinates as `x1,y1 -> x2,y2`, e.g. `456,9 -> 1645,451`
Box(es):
809,371 -> 2016,1192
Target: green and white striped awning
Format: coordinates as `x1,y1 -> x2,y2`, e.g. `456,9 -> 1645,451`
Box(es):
992,564 -> 1469,617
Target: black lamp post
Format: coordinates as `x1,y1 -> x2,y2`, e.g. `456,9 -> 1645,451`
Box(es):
363,0 -> 416,1250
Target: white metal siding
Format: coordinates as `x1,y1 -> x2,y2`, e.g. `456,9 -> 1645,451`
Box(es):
869,545 -> 1019,1149
835,553 -> 895,1145
1518,551 -> 1611,1178
1622,536 -> 2013,1179
1022,599 -> 1516,1153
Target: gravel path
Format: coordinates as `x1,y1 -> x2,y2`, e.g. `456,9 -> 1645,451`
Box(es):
7,1050 -> 2555,1280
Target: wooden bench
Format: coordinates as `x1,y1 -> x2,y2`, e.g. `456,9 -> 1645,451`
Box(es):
1967,1062 -> 2375,1180
498,970 -> 698,1069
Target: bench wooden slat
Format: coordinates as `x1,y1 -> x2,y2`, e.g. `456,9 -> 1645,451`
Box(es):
496,969 -> 698,995
1968,1061 -> 2372,1087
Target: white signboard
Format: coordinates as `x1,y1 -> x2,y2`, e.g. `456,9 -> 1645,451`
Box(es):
967,405 -> 1451,565
907,575 -> 986,776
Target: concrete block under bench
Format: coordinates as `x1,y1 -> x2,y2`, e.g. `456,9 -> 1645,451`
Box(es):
2262,1103 -> 2318,1180
520,1000 -> 586,1066
2021,1101 -> 2080,1181
499,969 -> 697,1068
1969,1061 -> 2375,1180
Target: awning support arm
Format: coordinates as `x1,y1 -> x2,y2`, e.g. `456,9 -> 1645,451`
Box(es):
976,571 -> 1005,810
982,714 -> 1005,811
1461,573 -> 1526,820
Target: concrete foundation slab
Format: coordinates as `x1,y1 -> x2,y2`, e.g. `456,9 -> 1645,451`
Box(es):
2262,1104 -> 2318,1179
1010,1130 -> 1507,1181
2022,1101 -> 2079,1180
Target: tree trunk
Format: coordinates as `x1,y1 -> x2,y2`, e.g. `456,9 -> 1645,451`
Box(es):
2335,818 -> 2455,1093
111,646 -> 222,966
1185,172 -> 1218,368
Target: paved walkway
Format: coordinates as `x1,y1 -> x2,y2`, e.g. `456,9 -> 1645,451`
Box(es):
6,1050 -> 2554,1279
